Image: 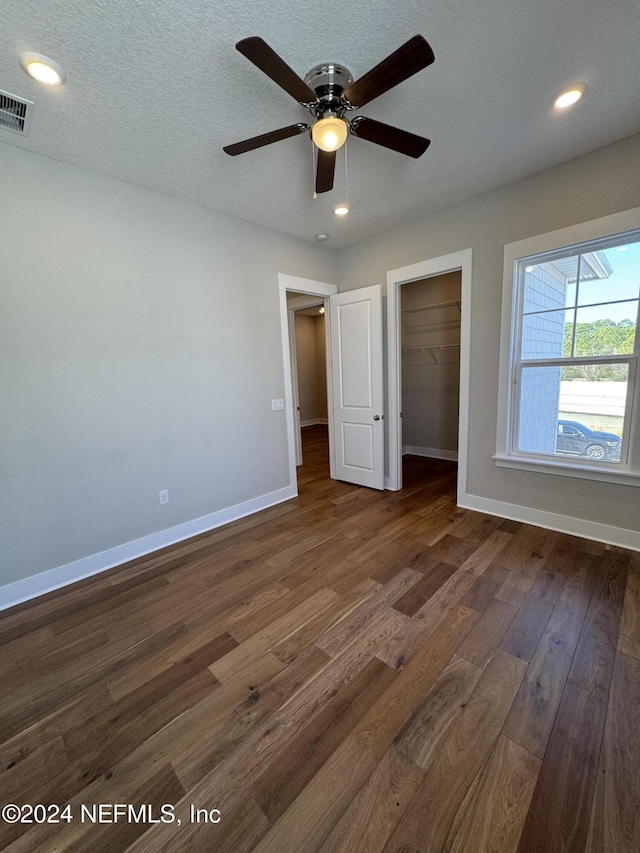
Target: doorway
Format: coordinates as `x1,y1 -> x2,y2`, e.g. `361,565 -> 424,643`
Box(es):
387,249 -> 473,496
279,274 -> 337,495
400,272 -> 461,463
279,273 -> 385,495
289,297 -> 328,465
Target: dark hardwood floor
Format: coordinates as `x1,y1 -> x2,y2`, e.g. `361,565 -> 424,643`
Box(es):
0,424 -> 638,852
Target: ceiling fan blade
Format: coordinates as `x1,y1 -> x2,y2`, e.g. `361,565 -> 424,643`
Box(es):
223,123 -> 308,156
236,37 -> 317,104
350,117 -> 430,158
315,149 -> 336,194
341,35 -> 434,109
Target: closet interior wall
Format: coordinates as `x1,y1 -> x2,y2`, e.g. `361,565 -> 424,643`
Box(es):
401,272 -> 462,460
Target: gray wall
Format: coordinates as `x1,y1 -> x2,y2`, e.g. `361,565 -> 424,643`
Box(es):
0,143 -> 337,586
337,133 -> 640,535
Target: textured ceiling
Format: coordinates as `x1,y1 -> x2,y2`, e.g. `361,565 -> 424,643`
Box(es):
2,0 -> 639,248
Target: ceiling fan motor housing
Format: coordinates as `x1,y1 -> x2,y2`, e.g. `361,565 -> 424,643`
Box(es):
304,64 -> 353,118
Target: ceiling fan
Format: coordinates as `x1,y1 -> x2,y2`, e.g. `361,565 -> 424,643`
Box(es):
223,35 -> 434,194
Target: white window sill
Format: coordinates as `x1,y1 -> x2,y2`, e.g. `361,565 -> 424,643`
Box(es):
493,453 -> 640,487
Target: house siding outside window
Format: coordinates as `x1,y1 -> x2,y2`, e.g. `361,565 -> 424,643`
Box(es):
518,262 -> 565,454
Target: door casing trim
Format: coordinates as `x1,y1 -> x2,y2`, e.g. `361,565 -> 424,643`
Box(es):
386,249 -> 473,496
279,273 -> 337,493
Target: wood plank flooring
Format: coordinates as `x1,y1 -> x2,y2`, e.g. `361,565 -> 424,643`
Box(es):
0,424 -> 638,852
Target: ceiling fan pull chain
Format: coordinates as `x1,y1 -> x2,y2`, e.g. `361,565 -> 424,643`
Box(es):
312,139 -> 318,199
344,136 -> 349,207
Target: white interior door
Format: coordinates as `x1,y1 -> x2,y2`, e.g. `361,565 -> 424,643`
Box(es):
330,284 -> 384,489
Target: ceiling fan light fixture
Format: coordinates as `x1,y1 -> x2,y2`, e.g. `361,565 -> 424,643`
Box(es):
553,83 -> 586,109
333,203 -> 350,216
312,116 -> 348,152
20,52 -> 66,85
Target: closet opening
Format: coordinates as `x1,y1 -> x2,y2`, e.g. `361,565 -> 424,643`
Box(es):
386,248 -> 472,495
400,272 -> 462,478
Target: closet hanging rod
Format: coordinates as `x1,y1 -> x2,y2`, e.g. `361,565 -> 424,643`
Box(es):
403,300 -> 461,314
401,343 -> 460,353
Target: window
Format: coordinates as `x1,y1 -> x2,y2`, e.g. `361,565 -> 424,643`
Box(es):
496,209 -> 640,483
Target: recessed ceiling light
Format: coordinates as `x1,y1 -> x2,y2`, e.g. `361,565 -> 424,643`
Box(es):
333,203 -> 350,216
315,233 -> 329,242
319,306 -> 325,314
20,53 -> 66,86
553,83 -> 586,109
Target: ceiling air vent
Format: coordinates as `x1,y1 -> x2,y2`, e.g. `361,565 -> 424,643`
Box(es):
0,90 -> 34,136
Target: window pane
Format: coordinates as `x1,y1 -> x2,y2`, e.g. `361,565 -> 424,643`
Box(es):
521,309 -> 572,360
578,241 -> 640,307
565,279 -> 577,308
523,263 -> 568,314
563,309 -> 576,357
574,243 -> 639,354
576,277 -> 623,307
516,364 -> 627,463
574,306 -> 636,356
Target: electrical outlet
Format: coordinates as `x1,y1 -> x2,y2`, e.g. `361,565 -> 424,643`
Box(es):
159,490 -> 169,505
271,399 -> 284,411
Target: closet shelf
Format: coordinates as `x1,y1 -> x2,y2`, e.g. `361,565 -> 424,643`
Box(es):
401,343 -> 460,353
402,343 -> 460,365
402,300 -> 461,315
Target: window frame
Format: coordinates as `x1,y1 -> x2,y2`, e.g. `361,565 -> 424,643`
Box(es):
495,207 -> 640,486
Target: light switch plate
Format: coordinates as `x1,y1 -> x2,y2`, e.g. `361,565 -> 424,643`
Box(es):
271,399 -> 284,411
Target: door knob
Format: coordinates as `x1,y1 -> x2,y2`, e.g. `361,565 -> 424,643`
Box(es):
373,415 -> 381,421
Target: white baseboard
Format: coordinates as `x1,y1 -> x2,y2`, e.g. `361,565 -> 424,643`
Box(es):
459,492 -> 640,552
301,419 -> 328,427
0,485 -> 298,612
403,445 -> 459,462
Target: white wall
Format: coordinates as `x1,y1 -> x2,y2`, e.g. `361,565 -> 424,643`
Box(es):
337,133 -> 640,541
0,143 -> 337,591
